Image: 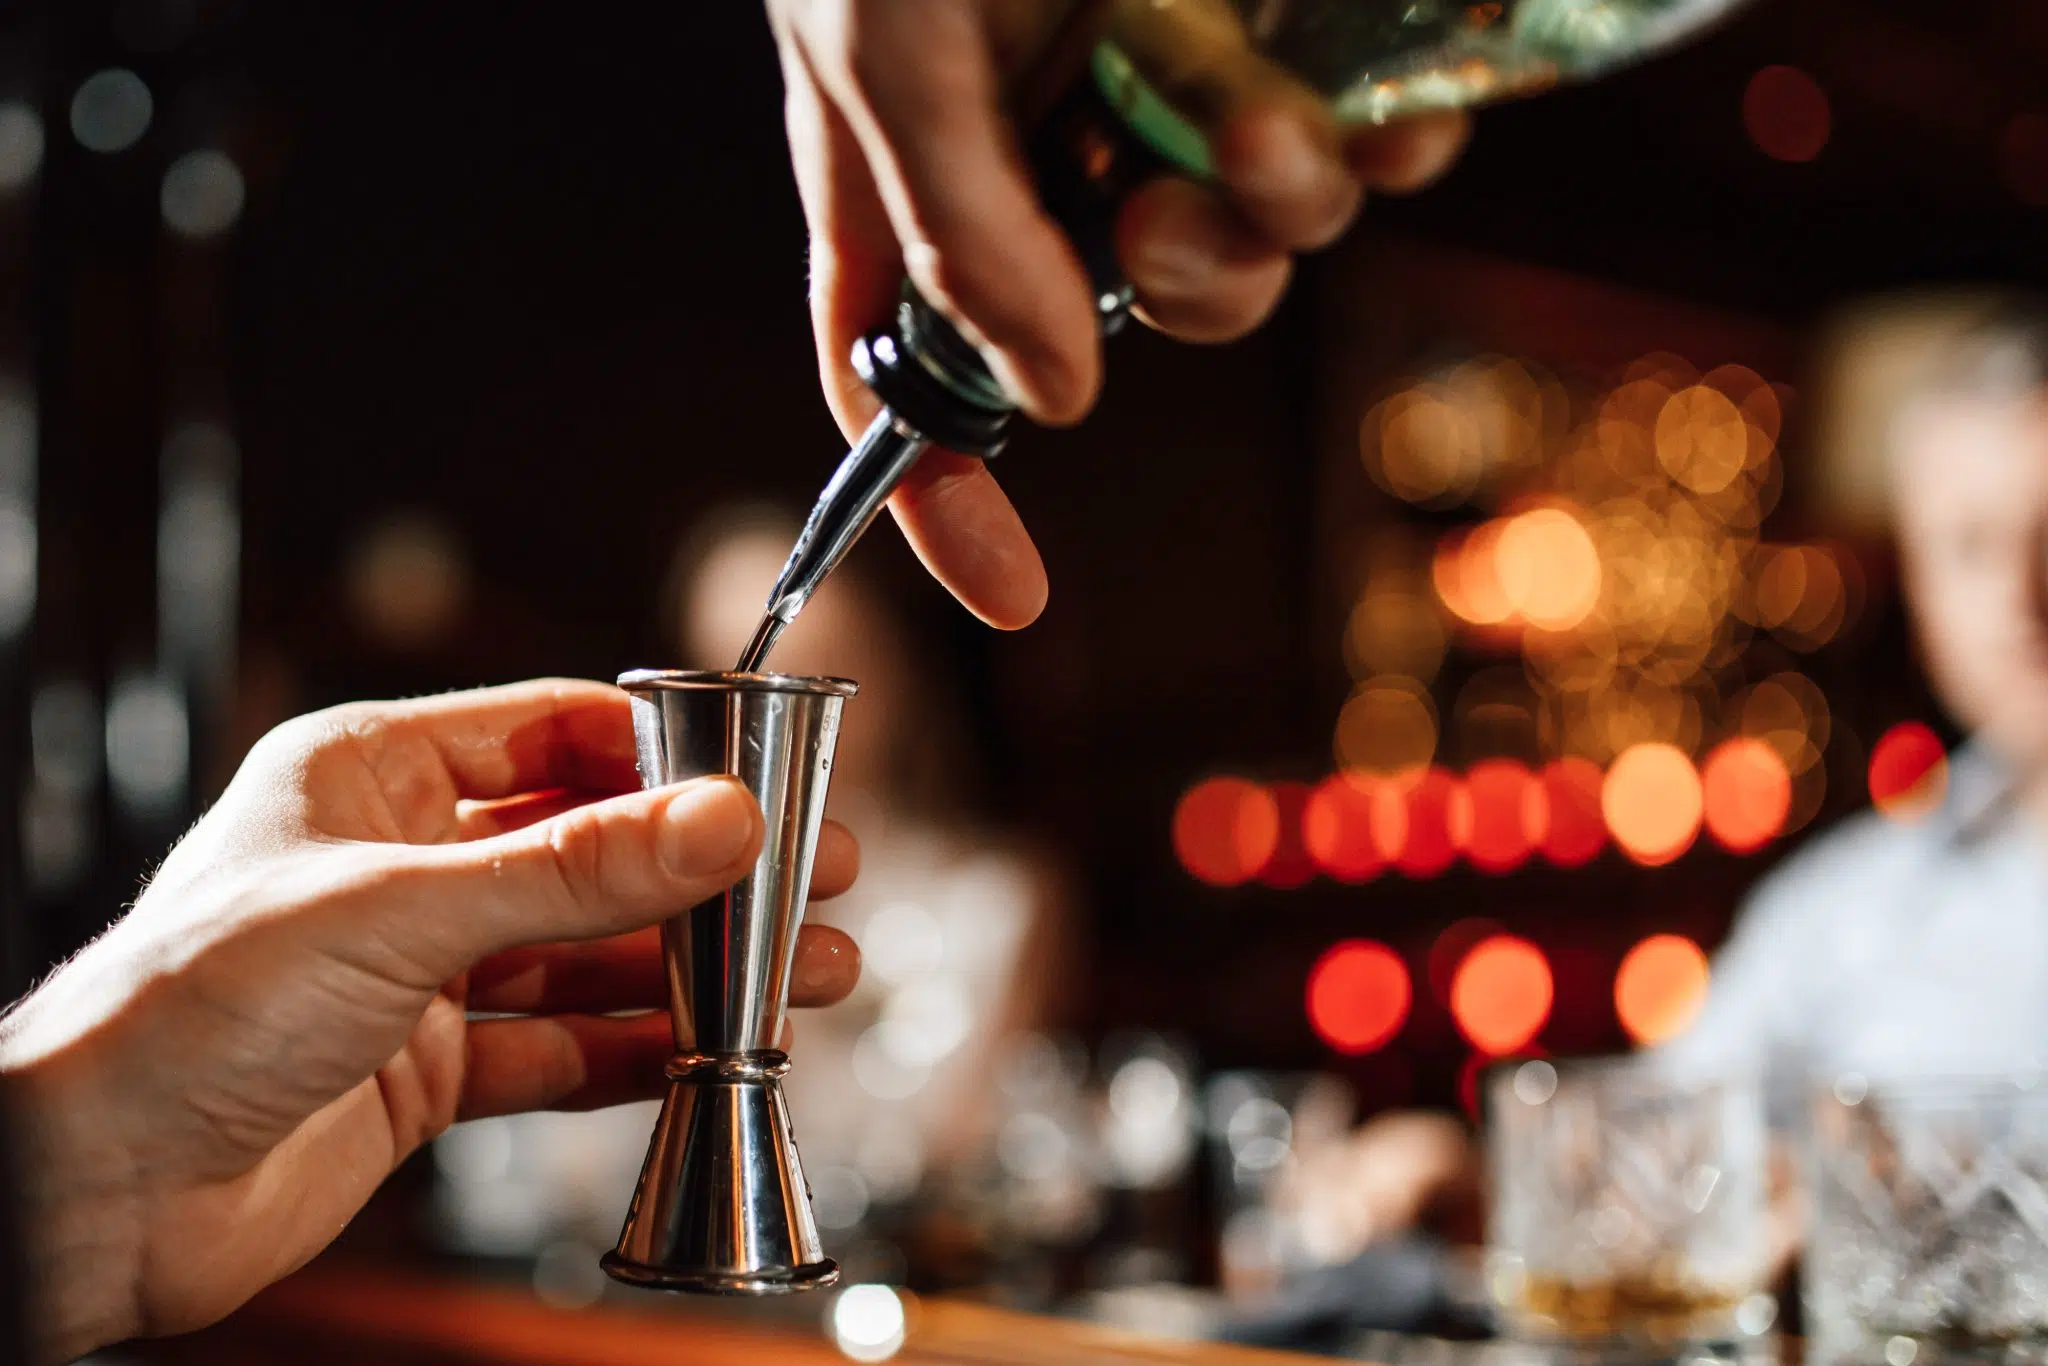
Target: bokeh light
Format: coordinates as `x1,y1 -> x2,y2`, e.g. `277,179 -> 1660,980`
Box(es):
1345,586 -> 1448,683
1602,742 -> 1703,866
1367,387 -> 1483,507
1496,507 -> 1601,630
1256,781 -> 1316,888
1302,775 -> 1387,882
1335,675 -> 1438,776
1173,777 -> 1280,887
1433,522 -> 1513,626
1306,940 -> 1412,1055
1868,722 -> 1948,823
1743,65 -> 1831,163
1450,936 -> 1553,1055
1614,934 -> 1710,1047
1392,767 -> 1464,878
1428,917 -> 1505,1007
1655,386 -> 1748,494
1461,759 -> 1546,874
1701,737 -> 1791,853
1538,757 -> 1607,866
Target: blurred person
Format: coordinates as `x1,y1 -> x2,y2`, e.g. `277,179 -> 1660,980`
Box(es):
769,0 -> 1470,634
1279,297 -> 2048,1275
672,505 -> 1078,1214
0,679 -> 864,1364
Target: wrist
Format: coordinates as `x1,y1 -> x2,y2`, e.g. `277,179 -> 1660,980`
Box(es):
0,1005 -> 145,1362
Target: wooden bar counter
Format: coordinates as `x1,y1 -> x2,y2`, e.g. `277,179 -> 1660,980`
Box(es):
122,1261 -> 1324,1366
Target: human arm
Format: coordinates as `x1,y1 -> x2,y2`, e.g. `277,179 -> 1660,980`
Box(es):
769,0 -> 1470,627
0,679 -> 862,1363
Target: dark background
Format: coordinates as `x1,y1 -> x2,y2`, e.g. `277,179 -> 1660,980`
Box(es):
5,0 -> 2039,1113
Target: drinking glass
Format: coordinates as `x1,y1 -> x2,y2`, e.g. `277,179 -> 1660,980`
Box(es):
1806,1074 -> 2048,1366
1485,1058 -> 1772,1353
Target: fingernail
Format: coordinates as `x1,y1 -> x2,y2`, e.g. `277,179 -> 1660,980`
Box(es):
660,778 -> 758,877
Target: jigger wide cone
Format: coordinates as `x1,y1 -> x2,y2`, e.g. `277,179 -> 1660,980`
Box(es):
602,669 -> 856,1295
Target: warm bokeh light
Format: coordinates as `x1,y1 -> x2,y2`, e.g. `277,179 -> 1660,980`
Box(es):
1538,757 -> 1608,867
1496,507 -> 1601,630
1346,587 -> 1448,684
1743,65 -> 1831,163
1602,743 -> 1704,866
1393,767 -> 1464,878
1869,722 -> 1949,823
1450,936 -> 1554,1056
1433,522 -> 1513,626
1256,781 -> 1317,889
1614,934 -> 1710,1047
1460,759 -> 1546,874
1737,671 -> 1829,775
1173,777 -> 1280,887
1701,737 -> 1792,853
1335,676 -> 1439,776
1655,385 -> 1748,494
1306,940 -> 1412,1055
1369,388 -> 1485,507
1428,916 -> 1505,1007
1302,775 -> 1387,883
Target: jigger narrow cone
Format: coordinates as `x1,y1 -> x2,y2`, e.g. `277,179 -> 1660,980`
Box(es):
601,669 -> 855,1294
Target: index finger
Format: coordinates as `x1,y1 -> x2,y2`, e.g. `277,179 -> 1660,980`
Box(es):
360,678 -> 641,802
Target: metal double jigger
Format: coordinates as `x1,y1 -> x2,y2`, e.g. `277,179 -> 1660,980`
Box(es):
601,668 -> 856,1294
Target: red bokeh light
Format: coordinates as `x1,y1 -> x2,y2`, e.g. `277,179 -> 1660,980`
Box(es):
1172,777 -> 1280,887
1869,722 -> 1948,823
1450,935 -> 1554,1055
1701,737 -> 1792,854
1603,743 -> 1704,867
1428,916 -> 1505,1007
1257,781 -> 1317,889
1615,934 -> 1711,1047
1302,775 -> 1387,883
1538,757 -> 1607,867
1394,767 -> 1464,878
1462,759 -> 1547,874
1743,65 -> 1831,163
1306,940 -> 1412,1055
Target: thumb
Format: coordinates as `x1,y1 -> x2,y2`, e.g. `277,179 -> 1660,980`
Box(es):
384,776 -> 763,981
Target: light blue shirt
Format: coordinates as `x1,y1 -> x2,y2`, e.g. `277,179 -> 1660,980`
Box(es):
1659,746 -> 2048,1122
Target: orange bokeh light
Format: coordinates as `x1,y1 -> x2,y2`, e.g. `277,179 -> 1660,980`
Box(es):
1173,777 -> 1280,887
1306,940 -> 1412,1055
1602,743 -> 1704,866
1869,722 -> 1949,823
1257,781 -> 1317,889
1450,935 -> 1554,1056
1743,65 -> 1831,164
1433,522 -> 1514,626
1497,508 -> 1602,631
1614,934 -> 1711,1047
1701,737 -> 1792,853
1428,916 -> 1505,1007
1394,767 -> 1464,878
1538,757 -> 1608,867
1462,759 -> 1547,874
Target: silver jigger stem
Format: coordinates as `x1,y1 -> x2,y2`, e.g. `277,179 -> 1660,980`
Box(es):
602,668 -> 856,1295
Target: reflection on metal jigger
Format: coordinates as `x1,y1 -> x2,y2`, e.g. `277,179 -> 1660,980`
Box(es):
601,669 -> 856,1294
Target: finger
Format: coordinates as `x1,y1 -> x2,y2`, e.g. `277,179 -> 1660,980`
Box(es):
811,819 -> 860,900
458,1012 -> 671,1119
815,0 -> 1100,423
790,924 -> 860,1009
328,679 -> 641,803
1209,100 -> 1362,251
385,776 -> 764,979
1118,177 -> 1293,343
887,454 -> 1048,630
467,920 -> 859,1016
1344,111 -> 1471,194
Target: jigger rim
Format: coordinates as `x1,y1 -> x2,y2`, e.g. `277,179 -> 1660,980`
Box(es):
618,668 -> 858,698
